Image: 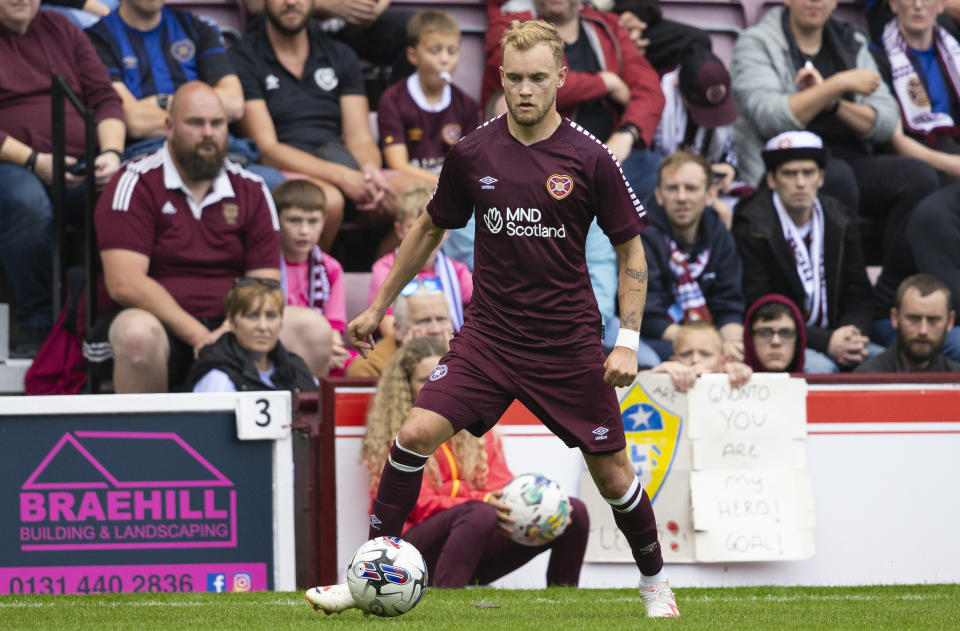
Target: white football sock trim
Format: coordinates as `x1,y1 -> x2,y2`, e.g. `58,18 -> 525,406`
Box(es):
388,437 -> 428,472
605,476 -> 642,513
641,569 -> 667,585
394,437 -> 430,459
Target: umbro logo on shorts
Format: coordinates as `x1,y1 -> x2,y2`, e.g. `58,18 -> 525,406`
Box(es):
429,365 -> 448,381
369,514 -> 382,529
592,427 -> 609,441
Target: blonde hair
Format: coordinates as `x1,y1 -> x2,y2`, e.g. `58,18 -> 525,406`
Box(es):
500,19 -> 564,69
396,184 -> 434,225
673,321 -> 723,355
407,9 -> 460,47
362,336 -> 488,493
657,151 -> 711,188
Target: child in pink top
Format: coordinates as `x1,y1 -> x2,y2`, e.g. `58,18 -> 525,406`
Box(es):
369,185 -> 473,334
274,180 -> 353,374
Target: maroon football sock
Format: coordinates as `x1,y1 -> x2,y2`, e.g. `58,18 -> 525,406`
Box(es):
607,478 -> 663,577
367,439 -> 429,539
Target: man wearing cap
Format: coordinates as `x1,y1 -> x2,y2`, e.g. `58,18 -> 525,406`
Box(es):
733,131 -> 880,373
652,44 -> 742,226
731,0 -> 938,322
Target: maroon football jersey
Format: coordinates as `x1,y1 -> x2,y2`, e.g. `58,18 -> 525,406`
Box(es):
378,76 -> 481,174
96,147 -> 280,317
428,116 -> 649,358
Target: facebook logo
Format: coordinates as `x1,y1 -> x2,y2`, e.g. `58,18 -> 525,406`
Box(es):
207,573 -> 227,593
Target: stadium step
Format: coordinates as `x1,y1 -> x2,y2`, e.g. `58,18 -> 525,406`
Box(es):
0,303 -> 28,394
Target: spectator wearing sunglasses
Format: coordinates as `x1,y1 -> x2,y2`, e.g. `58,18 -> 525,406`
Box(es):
743,294 -> 806,373
347,281 -> 453,378
369,185 -> 473,336
188,277 -> 317,393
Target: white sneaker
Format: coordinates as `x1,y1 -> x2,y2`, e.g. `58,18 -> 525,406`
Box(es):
305,584 -> 356,615
640,582 -> 680,617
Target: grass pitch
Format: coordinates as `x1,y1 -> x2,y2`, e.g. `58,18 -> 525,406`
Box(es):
2,584 -> 958,630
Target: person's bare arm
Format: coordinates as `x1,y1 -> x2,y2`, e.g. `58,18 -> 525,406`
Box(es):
113,81 -> 169,140
720,322 -> 745,361
212,74 -> 245,123
889,122 -> 960,177
605,235 -> 648,387
383,144 -> 440,186
237,99 -> 370,203
101,249 -> 213,348
94,116 -> 125,187
341,94 -> 382,169
788,68 -> 880,126
347,212 -> 445,353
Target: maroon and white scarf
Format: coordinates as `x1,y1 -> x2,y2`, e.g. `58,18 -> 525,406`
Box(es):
773,192 -> 828,328
883,18 -> 960,144
666,239 -> 713,323
280,245 -> 330,311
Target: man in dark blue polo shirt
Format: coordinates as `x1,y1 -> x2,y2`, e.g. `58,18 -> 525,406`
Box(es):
85,0 -> 283,187
230,0 -> 406,245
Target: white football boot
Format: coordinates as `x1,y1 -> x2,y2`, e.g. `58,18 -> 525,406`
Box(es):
640,582 -> 680,617
305,584 -> 357,615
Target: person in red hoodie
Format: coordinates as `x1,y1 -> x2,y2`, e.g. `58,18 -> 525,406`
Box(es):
358,336 -> 589,592
743,294 -> 807,373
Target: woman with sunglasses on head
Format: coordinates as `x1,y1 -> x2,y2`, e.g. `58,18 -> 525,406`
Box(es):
187,278 -> 317,393
743,294 -> 807,373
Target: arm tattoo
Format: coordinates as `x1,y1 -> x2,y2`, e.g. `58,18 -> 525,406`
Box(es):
621,310 -> 641,329
625,267 -> 647,291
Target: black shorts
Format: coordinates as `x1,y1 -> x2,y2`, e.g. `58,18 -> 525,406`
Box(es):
83,310 -> 224,391
414,332 -> 627,454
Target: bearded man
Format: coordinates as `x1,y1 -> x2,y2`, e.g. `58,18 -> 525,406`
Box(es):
86,81 -> 333,393
855,274 -> 960,373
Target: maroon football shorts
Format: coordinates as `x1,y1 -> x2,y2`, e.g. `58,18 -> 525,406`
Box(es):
415,332 -> 626,453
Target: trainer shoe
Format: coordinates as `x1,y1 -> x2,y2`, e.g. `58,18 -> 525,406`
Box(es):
305,584 -> 356,615
640,582 -> 680,617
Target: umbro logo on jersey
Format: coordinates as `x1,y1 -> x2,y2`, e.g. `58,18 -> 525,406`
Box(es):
161,201 -> 177,215
479,176 -> 497,190
592,427 -> 610,441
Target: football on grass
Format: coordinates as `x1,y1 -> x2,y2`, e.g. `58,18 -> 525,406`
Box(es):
499,473 -> 573,546
346,536 -> 427,617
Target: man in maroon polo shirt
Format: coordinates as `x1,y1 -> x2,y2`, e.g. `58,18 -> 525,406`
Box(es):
307,19 -> 680,618
0,0 -> 125,356
87,81 -> 331,393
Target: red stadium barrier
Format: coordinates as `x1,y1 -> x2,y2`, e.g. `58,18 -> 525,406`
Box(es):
298,374 -> 960,584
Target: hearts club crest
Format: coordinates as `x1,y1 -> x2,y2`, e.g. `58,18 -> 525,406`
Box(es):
546,174 -> 574,200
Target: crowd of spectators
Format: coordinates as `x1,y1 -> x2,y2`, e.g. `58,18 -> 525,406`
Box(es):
3,0 -> 960,383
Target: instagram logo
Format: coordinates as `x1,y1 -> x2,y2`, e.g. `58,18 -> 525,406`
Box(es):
232,572 -> 252,592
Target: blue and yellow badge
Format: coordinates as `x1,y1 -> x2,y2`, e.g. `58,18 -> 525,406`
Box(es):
619,384 -> 682,503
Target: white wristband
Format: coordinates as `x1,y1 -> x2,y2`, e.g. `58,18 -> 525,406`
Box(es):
614,328 -> 640,352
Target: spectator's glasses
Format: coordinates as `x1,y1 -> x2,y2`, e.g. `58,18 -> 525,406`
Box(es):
400,277 -> 443,297
752,327 -> 797,342
233,277 -> 282,289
